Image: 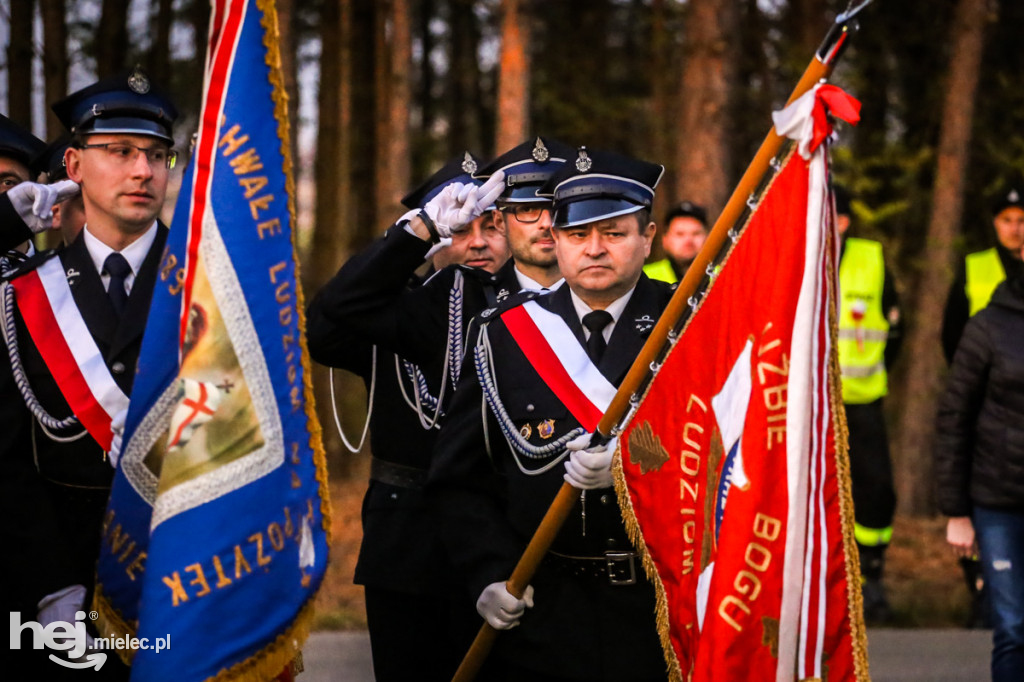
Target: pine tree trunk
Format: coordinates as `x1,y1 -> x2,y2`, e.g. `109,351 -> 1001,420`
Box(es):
40,0 -> 69,139
675,0 -> 738,220
97,0 -> 130,76
7,0 -> 34,127
495,0 -> 531,154
893,0 -> 990,516
381,0 -> 411,221
150,0 -> 173,88
349,0 -> 377,250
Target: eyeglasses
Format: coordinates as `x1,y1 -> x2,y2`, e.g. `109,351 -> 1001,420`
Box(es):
500,204 -> 551,224
79,142 -> 178,170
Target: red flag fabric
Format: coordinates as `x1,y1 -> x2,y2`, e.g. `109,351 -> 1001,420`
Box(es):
615,85 -> 868,682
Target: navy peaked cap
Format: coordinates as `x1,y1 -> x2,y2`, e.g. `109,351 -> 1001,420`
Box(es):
52,66 -> 178,143
402,152 -> 490,210
474,136 -> 574,203
539,147 -> 664,228
0,114 -> 46,170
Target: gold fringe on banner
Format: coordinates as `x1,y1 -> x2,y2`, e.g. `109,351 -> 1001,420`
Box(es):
92,585 -> 140,666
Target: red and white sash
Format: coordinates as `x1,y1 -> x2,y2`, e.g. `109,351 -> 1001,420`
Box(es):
500,300 -> 616,432
10,257 -> 129,450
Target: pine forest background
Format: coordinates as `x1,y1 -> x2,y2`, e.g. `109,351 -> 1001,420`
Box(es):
3,0 -> 1023,525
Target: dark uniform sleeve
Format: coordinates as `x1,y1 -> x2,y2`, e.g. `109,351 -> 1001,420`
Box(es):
0,355 -> 74,614
882,264 -> 902,369
305,223 -> 457,367
934,312 -> 991,517
426,318 -> 523,599
0,193 -> 34,253
941,262 -> 970,366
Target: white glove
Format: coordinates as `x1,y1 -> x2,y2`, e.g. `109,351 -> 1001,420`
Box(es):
476,581 -> 534,630
423,171 -> 505,238
37,584 -> 87,626
564,432 -> 618,489
7,179 -> 80,233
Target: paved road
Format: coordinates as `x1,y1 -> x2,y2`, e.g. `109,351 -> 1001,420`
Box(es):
302,628 -> 992,681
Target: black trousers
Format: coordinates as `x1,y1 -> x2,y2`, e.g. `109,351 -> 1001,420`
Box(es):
364,585 -> 480,682
845,399 -> 896,531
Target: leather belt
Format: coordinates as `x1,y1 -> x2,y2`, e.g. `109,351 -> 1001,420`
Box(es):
545,550 -> 639,586
370,457 -> 428,490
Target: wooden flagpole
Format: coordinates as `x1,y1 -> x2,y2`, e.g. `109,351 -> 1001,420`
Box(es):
451,6 -> 870,680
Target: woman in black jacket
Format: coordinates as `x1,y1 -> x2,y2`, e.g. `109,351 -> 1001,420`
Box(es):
935,273 -> 1024,682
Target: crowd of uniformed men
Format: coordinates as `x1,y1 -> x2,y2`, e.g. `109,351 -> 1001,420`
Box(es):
2,67 -> 1022,681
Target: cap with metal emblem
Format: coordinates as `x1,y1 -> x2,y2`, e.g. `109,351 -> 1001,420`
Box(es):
51,66 -> 178,143
473,136 -> 575,203
31,135 -> 74,182
402,151 -> 490,210
539,147 -> 664,229
993,186 -> 1024,217
0,114 -> 46,171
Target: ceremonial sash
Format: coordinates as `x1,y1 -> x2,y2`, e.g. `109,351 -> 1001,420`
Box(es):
10,257 -> 128,450
500,300 -> 616,431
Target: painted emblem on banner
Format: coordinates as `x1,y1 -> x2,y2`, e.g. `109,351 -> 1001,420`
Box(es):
627,421 -> 670,474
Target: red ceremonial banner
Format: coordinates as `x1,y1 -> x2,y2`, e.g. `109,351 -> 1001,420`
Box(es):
616,90 -> 867,682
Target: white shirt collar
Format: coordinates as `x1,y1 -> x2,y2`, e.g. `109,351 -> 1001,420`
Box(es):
83,221 -> 159,278
514,266 -> 564,292
569,285 -> 636,341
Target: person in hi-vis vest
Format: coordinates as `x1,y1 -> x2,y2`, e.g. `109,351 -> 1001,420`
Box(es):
642,200 -> 707,283
939,185 -> 1024,629
942,187 -> 1024,363
835,186 -> 902,624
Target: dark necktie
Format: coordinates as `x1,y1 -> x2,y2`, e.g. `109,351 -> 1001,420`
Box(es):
582,310 -> 613,364
104,252 -> 132,317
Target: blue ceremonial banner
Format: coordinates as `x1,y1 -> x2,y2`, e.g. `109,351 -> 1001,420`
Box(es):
94,1 -> 331,679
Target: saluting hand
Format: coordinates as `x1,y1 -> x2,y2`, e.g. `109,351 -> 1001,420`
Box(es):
422,170 -> 505,238
7,179 -> 80,233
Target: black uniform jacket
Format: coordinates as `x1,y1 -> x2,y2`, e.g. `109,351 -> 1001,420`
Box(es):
935,276 -> 1024,517
306,222 -> 519,368
0,193 -> 34,252
1,224 -> 167,616
427,274 -> 673,681
305,224 -> 521,594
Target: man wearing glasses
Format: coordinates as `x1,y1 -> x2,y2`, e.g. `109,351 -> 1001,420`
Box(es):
2,68 -> 177,678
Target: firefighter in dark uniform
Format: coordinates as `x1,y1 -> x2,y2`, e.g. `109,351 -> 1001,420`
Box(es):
834,186 -> 902,624
0,115 -> 78,254
0,114 -> 46,268
306,139 -> 570,679
306,137 -> 574,387
306,153 -> 508,681
940,185 -> 1024,628
2,69 -> 177,679
427,148 -> 672,681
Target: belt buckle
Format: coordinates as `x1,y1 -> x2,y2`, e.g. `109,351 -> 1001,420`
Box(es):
604,551 -> 637,586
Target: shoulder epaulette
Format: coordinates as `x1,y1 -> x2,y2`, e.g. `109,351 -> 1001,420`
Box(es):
478,289 -> 541,323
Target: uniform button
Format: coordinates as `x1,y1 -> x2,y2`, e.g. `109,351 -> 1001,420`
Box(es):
526,404 -> 535,413
606,538 -> 617,548
390,492 -> 398,500
111,361 -> 125,374
600,494 -> 610,505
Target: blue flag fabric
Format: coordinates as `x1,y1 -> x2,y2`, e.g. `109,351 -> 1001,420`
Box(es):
94,2 -> 330,679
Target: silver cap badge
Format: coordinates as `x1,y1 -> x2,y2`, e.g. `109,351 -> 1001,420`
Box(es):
531,137 -> 549,163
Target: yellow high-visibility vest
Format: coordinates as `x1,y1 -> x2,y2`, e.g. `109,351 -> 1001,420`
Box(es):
838,238 -> 889,404
643,258 -> 677,284
965,247 -> 1005,316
